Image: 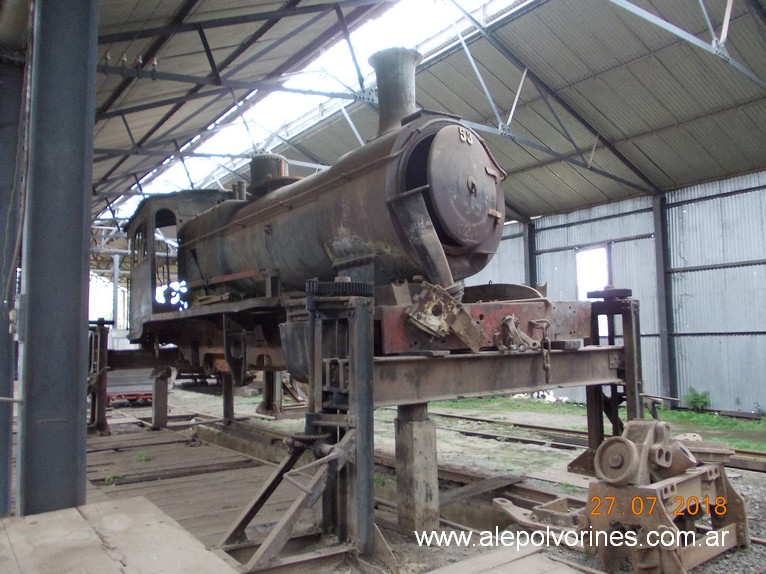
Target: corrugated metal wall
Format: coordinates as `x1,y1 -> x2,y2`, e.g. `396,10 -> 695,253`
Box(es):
534,197 -> 660,403
665,171 -> 766,412
464,222 -> 526,286
464,171 -> 766,411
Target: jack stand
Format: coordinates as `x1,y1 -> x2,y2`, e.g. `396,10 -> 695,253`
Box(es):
217,280 -> 395,572
569,290 -> 643,475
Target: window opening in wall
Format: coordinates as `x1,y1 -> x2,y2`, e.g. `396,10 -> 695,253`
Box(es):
576,246 -> 609,335
153,209 -> 188,310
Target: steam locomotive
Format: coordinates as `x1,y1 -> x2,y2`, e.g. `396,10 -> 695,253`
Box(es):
125,47 -> 511,386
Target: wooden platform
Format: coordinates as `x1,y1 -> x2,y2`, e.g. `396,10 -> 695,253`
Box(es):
86,423 -> 310,548
0,496 -> 239,573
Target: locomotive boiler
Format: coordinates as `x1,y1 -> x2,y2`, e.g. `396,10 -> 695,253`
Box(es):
177,48 -> 505,304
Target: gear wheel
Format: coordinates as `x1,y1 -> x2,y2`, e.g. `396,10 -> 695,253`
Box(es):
587,287 -> 633,300
306,278 -> 374,297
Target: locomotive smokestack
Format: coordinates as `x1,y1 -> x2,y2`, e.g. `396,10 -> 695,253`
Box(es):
369,47 -> 422,137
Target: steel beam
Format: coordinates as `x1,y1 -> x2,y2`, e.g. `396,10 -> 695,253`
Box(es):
464,120 -> 656,195
451,0 -> 663,196
372,347 -> 622,406
608,0 -> 766,91
98,0 -> 395,44
525,221 -> 537,287
97,0 -> 199,116
112,254 -> 120,327
0,60 -> 24,517
95,64 -> 356,99
96,87 -> 235,121
454,26 -> 503,127
17,0 -> 98,515
93,4 -> 380,213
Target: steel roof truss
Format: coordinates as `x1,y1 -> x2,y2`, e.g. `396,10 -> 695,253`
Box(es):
609,0 -> 766,91
450,0 -> 663,195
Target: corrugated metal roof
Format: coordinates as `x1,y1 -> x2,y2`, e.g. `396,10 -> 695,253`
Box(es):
221,0 -> 766,223
91,0 -> 393,213
85,0 -> 766,269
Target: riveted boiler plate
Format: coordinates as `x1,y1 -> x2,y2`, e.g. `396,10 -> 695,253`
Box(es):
427,125 -> 497,247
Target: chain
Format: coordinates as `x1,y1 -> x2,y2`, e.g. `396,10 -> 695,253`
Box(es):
530,319 -> 551,385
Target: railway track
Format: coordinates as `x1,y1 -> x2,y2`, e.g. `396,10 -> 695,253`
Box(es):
428,409 -> 766,473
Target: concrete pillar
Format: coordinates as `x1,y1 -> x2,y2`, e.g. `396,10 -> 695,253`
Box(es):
0,58 -> 25,516
16,0 -> 98,515
395,403 -> 439,531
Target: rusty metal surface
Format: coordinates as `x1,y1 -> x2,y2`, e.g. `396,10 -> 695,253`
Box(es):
378,300 -> 591,355
426,124 -> 502,248
372,347 -> 623,406
499,419 -> 751,574
585,465 -> 748,573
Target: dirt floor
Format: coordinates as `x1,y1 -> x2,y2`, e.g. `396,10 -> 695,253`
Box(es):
114,384 -> 766,574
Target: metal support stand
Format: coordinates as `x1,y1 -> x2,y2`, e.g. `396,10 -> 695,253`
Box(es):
87,319 -> 111,435
218,281 -> 384,571
258,371 -> 282,416
569,289 -> 643,476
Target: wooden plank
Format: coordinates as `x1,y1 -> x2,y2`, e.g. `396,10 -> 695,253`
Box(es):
90,459 -> 259,485
87,435 -> 190,453
441,475 -> 523,506
83,423 -> 316,550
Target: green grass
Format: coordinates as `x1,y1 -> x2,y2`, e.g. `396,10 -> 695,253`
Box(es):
134,450 -> 151,462
724,438 -> 766,452
431,396 -> 587,416
655,407 -> 765,432
430,396 -> 765,451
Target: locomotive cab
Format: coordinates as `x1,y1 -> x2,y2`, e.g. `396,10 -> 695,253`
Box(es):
126,190 -> 233,342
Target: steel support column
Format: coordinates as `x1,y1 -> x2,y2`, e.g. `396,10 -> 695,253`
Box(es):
112,254 -> 120,327
17,0 -> 98,515
653,196 -> 677,401
0,59 -> 25,516
525,221 -> 537,287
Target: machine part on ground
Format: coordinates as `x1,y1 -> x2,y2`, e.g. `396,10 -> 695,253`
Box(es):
496,420 -> 750,574
593,420 -> 697,486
